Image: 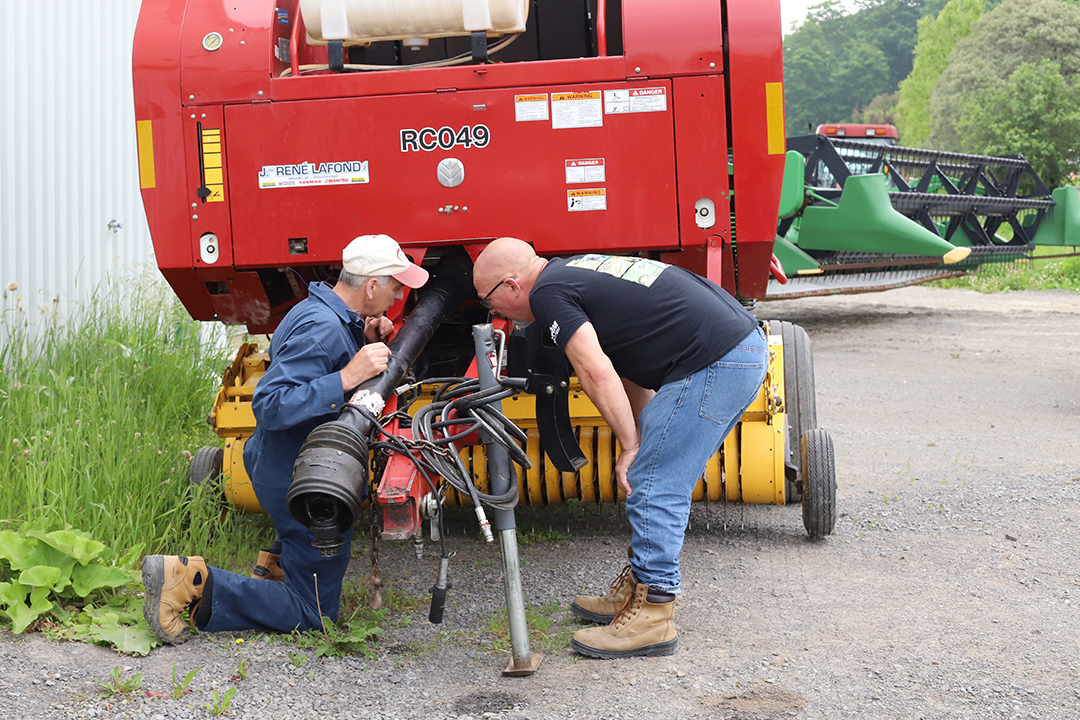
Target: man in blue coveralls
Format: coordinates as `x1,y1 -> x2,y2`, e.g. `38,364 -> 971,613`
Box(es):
142,234 -> 428,644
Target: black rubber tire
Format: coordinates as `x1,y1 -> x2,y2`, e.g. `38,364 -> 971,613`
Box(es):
189,446 -> 225,487
801,428 -> 836,539
769,321 -> 817,503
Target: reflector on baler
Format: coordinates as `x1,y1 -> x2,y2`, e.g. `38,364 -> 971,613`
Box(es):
300,0 -> 529,44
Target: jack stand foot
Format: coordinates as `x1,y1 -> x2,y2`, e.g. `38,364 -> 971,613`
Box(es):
502,653 -> 543,677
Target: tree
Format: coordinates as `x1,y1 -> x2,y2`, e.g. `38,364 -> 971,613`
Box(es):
854,92 -> 899,124
784,21 -> 836,134
831,43 -> 891,120
928,0 -> 1080,150
783,0 -> 940,133
895,0 -> 983,147
955,60 -> 1080,189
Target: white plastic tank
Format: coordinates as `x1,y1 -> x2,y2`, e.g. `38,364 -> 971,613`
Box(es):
300,0 -> 528,45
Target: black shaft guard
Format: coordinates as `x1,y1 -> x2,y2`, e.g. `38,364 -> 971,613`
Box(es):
507,327 -> 587,473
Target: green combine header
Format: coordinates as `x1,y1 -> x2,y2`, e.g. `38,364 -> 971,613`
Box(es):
767,134 -> 1080,298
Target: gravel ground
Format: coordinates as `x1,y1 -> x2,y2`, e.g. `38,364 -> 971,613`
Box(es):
3,286 -> 1079,720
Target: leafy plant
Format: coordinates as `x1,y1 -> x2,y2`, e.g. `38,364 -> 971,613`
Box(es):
232,659 -> 250,683
171,663 -> 200,699
206,686 -> 238,716
0,526 -> 139,634
293,613 -> 386,659
286,650 -> 307,667
96,667 -> 143,698
51,601 -> 160,656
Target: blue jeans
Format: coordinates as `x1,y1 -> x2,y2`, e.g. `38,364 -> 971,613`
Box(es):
197,465 -> 354,634
626,325 -> 768,593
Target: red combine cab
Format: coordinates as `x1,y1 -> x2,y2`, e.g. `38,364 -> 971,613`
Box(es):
814,123 -> 899,145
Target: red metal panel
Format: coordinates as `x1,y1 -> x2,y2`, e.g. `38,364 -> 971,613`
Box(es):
223,81 -> 679,265
622,0 -> 723,78
667,74 -> 732,291
270,56 -> 627,103
726,0 -> 786,299
180,0 -> 275,105
377,426 -> 424,540
195,268 -> 273,329
133,0 -> 214,320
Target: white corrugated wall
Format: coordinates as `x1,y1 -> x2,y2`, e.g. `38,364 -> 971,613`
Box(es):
1,0 -> 152,327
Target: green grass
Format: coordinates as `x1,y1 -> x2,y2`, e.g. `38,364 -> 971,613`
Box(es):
484,600 -> 577,655
930,248 -> 1080,293
0,271 -> 272,570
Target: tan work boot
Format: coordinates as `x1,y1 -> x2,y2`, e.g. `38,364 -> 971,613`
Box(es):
141,555 -> 208,645
251,546 -> 284,582
571,582 -> 678,658
571,564 -> 635,624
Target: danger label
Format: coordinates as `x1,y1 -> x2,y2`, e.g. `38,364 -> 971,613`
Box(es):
565,158 -> 606,184
552,91 -> 603,129
515,94 -> 549,122
604,87 -> 668,115
567,188 -> 607,212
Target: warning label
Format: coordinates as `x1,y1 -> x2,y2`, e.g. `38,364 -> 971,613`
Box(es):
565,158 -> 606,184
515,94 -> 549,122
258,160 -> 369,189
567,188 -> 607,212
552,91 -> 603,129
604,87 -> 668,115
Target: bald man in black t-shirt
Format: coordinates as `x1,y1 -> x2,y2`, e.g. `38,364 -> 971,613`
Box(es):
474,237 -> 768,659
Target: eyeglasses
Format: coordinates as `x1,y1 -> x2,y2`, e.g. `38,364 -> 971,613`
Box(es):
479,275 -> 515,309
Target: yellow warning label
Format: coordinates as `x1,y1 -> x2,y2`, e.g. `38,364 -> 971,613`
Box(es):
765,82 -> 785,156
201,128 -> 225,203
567,188 -> 607,212
136,120 -> 156,189
552,91 -> 601,102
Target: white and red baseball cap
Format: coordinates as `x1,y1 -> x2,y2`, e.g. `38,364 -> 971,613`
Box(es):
342,234 -> 428,288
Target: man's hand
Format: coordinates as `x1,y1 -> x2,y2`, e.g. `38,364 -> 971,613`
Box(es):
364,316 -> 394,343
614,445 -> 638,496
340,343 -> 391,390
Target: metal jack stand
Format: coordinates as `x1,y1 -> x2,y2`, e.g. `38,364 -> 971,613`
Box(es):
473,324 -> 542,677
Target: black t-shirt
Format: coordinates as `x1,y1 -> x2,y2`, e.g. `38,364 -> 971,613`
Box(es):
528,255 -> 759,390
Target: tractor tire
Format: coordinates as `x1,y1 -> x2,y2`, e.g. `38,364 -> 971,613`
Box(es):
770,320 -> 817,503
800,428 -> 836,539
189,446 -> 225,488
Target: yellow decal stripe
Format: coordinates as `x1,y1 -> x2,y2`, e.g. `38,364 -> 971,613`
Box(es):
201,128 -> 225,202
136,120 -> 156,189
765,82 -> 786,156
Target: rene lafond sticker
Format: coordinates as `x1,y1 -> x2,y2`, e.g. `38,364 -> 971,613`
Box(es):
258,160 -> 369,189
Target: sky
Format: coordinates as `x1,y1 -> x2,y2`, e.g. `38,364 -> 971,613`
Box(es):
779,0 -> 855,33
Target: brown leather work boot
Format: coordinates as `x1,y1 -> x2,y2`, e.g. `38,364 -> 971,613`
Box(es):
571,564 -> 635,624
571,582 -> 678,659
251,544 -> 284,582
141,555 -> 209,645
